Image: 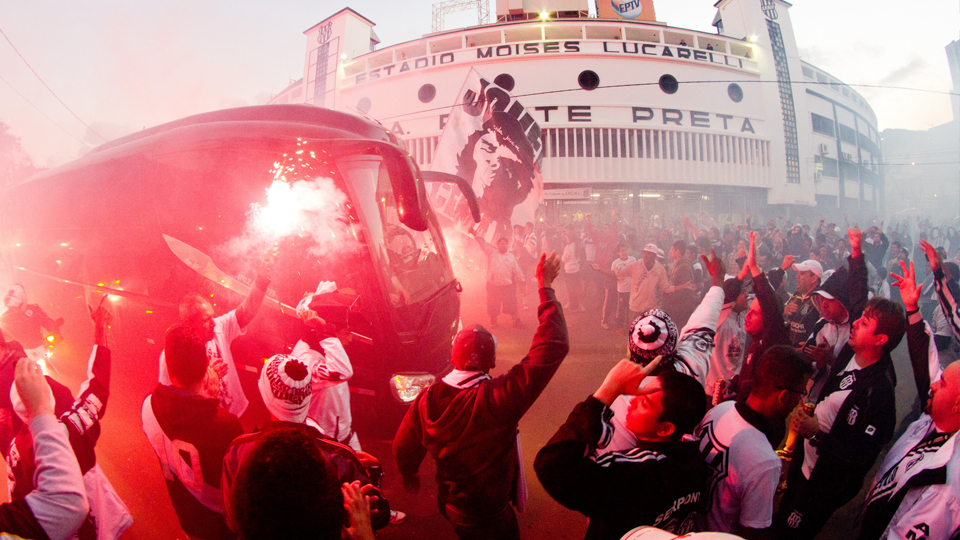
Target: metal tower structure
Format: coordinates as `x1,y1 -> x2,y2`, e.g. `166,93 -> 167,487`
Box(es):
432,0 -> 489,33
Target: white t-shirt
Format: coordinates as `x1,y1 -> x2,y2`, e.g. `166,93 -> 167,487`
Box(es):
562,243 -> 581,274
802,356 -> 861,479
611,256 -> 637,293
291,338 -> 358,451
158,310 -> 249,418
695,401 -> 782,532
705,311 -> 746,396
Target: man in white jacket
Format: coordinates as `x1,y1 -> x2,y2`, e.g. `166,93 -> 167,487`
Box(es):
858,252 -> 960,539
293,283 -> 359,452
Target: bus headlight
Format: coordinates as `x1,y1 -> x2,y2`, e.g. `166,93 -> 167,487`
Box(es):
390,373 -> 435,403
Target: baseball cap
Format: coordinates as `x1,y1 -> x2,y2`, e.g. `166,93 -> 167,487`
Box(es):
259,354 -> 312,423
451,325 -> 497,371
642,243 -> 659,255
792,260 -> 823,279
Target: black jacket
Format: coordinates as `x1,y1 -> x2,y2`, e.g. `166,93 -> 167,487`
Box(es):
737,271 -> 789,398
535,397 -> 708,540
801,344 -> 897,477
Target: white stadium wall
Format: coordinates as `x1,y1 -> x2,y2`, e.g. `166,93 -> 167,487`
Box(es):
272,0 -> 883,216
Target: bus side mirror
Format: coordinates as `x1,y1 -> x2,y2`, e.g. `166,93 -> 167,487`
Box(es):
333,140 -> 431,232
422,172 -> 481,224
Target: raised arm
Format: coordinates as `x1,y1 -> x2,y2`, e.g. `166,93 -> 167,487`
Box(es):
747,233 -> 788,346
61,304 -> 113,458
236,246 -> 278,329
847,228 -> 869,321
920,239 -> 960,340
892,259 -> 943,411
487,253 -> 570,421
667,251 -> 727,384
16,358 -> 88,540
473,230 -> 495,257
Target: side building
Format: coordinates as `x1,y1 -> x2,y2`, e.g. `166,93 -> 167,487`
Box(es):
270,0 -> 884,223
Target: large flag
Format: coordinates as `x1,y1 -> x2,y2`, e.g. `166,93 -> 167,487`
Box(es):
427,69 -> 544,243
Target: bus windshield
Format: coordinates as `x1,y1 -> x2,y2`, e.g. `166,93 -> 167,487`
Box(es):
338,154 -> 454,323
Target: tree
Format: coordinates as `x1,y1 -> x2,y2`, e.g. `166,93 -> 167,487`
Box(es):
0,121 -> 43,192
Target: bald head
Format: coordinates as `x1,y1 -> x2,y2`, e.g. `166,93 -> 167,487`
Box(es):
929,361 -> 960,434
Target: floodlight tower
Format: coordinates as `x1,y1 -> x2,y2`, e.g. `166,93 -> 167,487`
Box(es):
432,0 -> 490,32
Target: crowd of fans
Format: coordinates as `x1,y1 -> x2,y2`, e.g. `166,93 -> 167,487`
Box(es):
0,209 -> 958,540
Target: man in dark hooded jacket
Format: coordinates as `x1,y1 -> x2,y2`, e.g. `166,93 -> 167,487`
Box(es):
802,228 -> 870,402
393,253 -> 568,540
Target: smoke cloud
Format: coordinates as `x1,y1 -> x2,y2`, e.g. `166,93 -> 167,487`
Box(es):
216,176 -> 357,274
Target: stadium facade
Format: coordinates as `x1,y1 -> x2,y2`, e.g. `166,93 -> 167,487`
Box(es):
270,0 -> 883,222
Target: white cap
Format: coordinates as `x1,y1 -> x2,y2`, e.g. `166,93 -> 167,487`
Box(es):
792,260 -> 824,279
642,243 -> 659,255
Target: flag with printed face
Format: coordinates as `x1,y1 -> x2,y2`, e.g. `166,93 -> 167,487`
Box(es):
427,68 -> 543,243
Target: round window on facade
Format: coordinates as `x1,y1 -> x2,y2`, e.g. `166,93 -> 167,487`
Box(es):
357,97 -> 372,114
659,74 -> 679,94
578,70 -> 600,91
728,83 -> 744,103
418,84 -> 437,103
494,73 -> 515,91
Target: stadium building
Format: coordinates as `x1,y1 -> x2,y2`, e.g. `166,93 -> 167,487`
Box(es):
270,0 -> 883,224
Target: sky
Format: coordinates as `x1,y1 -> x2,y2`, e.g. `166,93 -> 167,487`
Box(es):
1,0 -> 958,168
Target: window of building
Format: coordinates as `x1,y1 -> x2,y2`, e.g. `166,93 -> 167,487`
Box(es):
818,156 -> 839,177
839,124 -> 858,145
812,113 -> 835,137
841,161 -> 859,180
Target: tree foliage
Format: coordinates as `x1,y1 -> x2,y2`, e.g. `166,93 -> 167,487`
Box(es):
0,121 -> 43,192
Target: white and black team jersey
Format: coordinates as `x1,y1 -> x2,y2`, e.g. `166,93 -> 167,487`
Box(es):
695,401 -> 781,533
861,418 -> 959,540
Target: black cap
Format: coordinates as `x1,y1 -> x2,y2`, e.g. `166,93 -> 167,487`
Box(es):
451,325 -> 496,371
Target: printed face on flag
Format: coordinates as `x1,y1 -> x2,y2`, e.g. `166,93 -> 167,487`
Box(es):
428,69 -> 543,242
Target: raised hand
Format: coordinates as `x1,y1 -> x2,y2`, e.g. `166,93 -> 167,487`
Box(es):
781,254 -> 795,272
848,228 -> 863,258
258,242 -> 280,280
15,358 -> 53,420
919,239 -> 941,273
537,252 -> 561,289
700,249 -> 725,287
592,357 -> 664,406
891,260 -> 921,311
746,231 -> 760,276
89,294 -> 112,347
